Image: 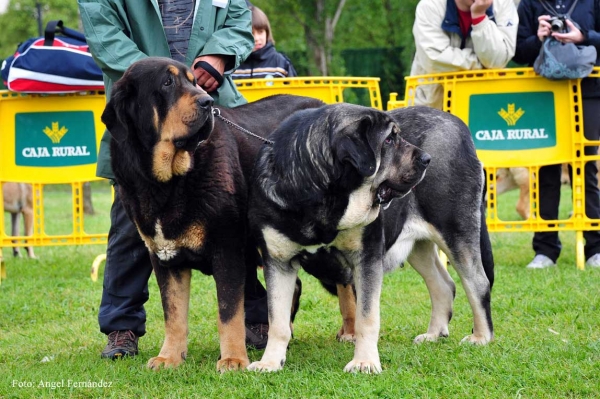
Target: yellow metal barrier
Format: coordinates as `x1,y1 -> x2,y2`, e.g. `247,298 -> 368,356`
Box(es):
235,76 -> 383,110
0,91 -> 108,279
390,68 -> 600,269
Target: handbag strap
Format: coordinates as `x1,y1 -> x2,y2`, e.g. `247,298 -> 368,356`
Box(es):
43,20 -> 87,46
539,0 -> 579,18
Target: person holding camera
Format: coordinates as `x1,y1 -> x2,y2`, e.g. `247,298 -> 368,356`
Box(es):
514,0 -> 600,269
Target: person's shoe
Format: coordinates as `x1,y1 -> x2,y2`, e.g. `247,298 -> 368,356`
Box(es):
586,253 -> 600,268
101,330 -> 139,359
245,323 -> 268,350
526,254 -> 556,269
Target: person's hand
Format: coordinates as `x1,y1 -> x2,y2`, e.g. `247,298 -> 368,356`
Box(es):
470,0 -> 493,18
192,55 -> 226,93
552,19 -> 585,44
537,15 -> 553,42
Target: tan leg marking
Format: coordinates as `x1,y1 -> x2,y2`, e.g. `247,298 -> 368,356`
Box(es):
336,284 -> 356,343
148,268 -> 191,370
216,298 -> 249,372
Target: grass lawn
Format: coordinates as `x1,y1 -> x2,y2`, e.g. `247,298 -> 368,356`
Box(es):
1,185 -> 599,398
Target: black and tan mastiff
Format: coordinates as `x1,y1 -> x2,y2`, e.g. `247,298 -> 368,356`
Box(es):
101,57 -> 322,372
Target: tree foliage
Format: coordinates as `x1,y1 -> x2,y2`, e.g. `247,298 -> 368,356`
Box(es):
0,0 -> 80,58
0,0 -> 420,96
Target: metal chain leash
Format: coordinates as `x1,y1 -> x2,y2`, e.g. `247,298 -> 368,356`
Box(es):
212,108 -> 274,145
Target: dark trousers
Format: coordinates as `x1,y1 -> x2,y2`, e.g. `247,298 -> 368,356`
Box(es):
533,98 -> 600,262
98,188 -> 268,336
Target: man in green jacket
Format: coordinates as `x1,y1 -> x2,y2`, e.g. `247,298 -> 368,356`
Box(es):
78,0 -> 270,358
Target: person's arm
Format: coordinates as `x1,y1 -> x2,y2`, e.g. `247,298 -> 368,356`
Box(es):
470,0 -> 519,68
195,0 -> 253,74
412,0 -> 482,73
192,0 -> 253,92
77,0 -> 148,82
285,55 -> 297,78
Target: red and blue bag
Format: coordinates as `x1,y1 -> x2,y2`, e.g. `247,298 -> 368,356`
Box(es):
1,20 -> 104,93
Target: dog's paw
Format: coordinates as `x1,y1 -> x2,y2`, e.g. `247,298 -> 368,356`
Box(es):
343,359 -> 382,374
216,357 -> 249,373
413,333 -> 440,344
147,354 -> 185,370
337,332 -> 356,343
460,334 -> 493,345
247,359 -> 284,372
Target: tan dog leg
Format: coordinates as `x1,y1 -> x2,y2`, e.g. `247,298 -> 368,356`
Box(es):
3,183 -> 36,258
510,167 -> 530,220
148,267 -> 191,370
336,284 -> 356,343
216,296 -> 249,372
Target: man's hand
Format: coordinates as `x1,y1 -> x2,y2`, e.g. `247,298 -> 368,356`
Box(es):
470,0 -> 492,19
537,15 -> 553,42
193,55 -> 226,93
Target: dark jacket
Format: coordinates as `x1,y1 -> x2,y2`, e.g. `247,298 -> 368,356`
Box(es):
232,42 -> 297,79
514,0 -> 600,97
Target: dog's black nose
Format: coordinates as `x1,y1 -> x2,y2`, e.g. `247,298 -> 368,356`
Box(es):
197,95 -> 214,109
419,153 -> 431,167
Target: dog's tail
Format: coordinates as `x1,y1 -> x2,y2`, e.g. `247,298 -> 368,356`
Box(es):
480,173 -> 495,289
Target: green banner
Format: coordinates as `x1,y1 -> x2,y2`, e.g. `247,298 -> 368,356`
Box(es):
15,111 -> 97,167
469,92 -> 556,151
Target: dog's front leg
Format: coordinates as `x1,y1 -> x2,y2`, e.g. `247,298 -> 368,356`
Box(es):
343,252 -> 383,374
248,259 -> 298,372
147,259 -> 190,370
212,246 -> 249,372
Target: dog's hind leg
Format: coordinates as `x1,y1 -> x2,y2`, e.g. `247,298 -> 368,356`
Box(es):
336,284 -> 356,343
408,240 -> 456,343
10,212 -> 21,257
22,184 -> 36,258
449,242 -> 494,345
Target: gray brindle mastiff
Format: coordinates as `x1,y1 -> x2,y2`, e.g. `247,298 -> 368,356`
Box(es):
247,105 -> 494,373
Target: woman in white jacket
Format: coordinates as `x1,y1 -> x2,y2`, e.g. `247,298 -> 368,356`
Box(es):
410,0 -> 519,109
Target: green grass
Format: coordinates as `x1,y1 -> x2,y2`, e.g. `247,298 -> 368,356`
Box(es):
1,187 -> 599,398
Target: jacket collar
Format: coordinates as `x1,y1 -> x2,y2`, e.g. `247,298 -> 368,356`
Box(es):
442,0 -> 495,39
248,42 -> 276,61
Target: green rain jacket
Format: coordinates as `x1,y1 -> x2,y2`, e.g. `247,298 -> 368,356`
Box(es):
78,0 -> 254,179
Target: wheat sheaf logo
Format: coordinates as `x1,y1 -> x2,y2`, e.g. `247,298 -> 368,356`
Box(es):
498,104 -> 525,126
43,122 -> 69,144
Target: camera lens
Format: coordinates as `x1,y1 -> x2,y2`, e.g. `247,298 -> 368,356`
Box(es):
551,18 -> 564,32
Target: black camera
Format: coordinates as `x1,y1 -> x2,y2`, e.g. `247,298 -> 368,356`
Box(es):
550,16 -> 567,33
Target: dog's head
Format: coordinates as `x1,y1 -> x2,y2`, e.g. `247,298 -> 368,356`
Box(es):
326,103 -> 431,206
101,57 -> 215,182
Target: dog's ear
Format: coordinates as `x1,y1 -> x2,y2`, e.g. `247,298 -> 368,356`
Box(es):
332,116 -> 377,177
101,80 -> 136,143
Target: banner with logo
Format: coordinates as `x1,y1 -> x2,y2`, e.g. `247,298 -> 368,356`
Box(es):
469,92 -> 557,151
15,111 -> 97,167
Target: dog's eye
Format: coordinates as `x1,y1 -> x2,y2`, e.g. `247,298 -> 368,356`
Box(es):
384,132 -> 396,145
164,76 -> 174,87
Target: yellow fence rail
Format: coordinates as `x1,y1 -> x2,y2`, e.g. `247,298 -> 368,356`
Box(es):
235,76 -> 383,109
389,67 -> 600,269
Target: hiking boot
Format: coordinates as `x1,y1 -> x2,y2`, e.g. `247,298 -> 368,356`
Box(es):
586,253 -> 600,268
101,330 -> 139,359
245,323 -> 268,350
526,254 -> 556,269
